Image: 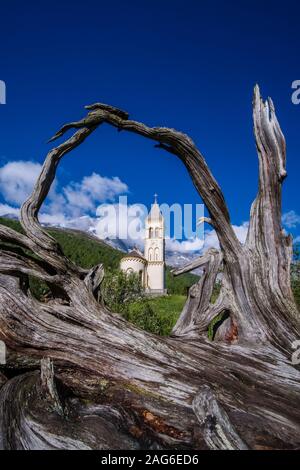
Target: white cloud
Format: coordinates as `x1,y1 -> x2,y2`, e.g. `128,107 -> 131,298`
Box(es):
66,215 -> 98,232
233,222 -> 249,244
0,203 -> 20,217
196,222 -> 249,252
165,237 -> 204,253
282,210 -> 300,229
0,161 -> 42,206
63,173 -> 128,215
38,212 -> 69,226
202,229 -> 219,250
0,160 -> 129,228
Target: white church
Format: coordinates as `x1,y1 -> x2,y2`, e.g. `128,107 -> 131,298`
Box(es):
120,195 -> 166,295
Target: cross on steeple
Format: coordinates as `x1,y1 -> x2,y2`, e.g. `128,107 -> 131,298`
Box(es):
154,193 -> 158,203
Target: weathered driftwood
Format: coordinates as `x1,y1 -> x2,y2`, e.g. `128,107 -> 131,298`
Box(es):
193,385 -> 248,450
0,86 -> 299,450
0,361 -> 141,450
0,371 -> 7,389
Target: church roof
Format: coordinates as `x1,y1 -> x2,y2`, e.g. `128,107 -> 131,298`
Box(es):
122,249 -> 146,261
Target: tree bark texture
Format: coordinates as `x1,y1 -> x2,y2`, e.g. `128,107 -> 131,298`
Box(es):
0,86 -> 299,450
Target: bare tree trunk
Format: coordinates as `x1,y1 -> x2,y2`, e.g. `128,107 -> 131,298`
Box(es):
0,87 -> 299,450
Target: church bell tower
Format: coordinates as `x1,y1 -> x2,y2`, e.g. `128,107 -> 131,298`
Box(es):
144,194 -> 165,293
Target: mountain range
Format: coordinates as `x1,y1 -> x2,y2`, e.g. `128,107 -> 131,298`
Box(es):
1,212 -> 201,269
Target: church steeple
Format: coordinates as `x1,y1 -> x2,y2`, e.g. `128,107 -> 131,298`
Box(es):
147,194 -> 163,223
144,195 -> 165,292
120,194 -> 166,295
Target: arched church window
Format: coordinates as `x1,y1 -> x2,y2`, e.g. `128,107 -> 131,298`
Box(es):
155,228 -> 160,238
149,227 -> 153,238
155,248 -> 159,261
148,248 -> 153,261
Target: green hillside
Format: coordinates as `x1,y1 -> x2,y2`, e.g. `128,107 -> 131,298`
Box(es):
127,295 -> 186,336
0,217 -> 198,296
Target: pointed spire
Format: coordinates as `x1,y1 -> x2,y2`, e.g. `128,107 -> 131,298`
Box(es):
147,193 -> 163,221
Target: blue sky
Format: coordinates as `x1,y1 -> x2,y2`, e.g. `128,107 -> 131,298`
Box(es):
0,0 -> 300,251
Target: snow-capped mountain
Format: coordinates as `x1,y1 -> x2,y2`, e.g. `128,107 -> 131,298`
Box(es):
165,250 -> 200,268
0,210 -> 201,269
103,237 -> 132,253
0,213 -> 19,220
103,236 -> 200,269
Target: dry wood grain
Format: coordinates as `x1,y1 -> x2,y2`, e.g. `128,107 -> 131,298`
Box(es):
0,86 -> 299,449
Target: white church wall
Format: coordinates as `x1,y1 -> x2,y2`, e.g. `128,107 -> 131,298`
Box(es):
146,262 -> 165,292
120,258 -> 146,286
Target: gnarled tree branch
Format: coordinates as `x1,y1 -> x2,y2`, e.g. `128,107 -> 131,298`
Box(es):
0,86 -> 299,449
171,249 -> 224,338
